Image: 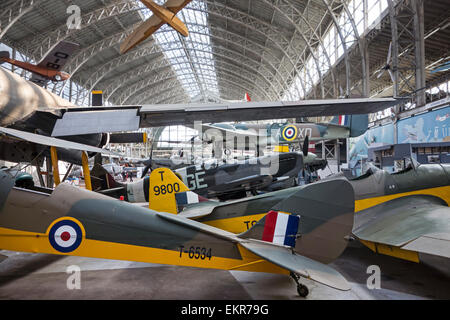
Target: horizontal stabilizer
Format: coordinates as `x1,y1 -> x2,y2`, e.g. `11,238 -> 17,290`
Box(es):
240,240 -> 350,291
51,109 -> 140,136
0,127 -> 119,156
109,132 -> 147,144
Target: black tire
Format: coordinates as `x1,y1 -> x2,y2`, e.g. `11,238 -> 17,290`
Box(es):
297,284 -> 309,298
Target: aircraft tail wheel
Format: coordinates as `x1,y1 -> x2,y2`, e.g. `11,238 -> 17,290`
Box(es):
297,284 -> 309,298
290,272 -> 309,298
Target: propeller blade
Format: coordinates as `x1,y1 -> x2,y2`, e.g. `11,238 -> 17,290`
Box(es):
387,41 -> 392,64
302,135 -> 309,157
388,69 -> 395,83
377,69 -> 385,79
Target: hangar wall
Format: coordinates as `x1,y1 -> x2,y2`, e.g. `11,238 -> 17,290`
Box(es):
348,104 -> 450,173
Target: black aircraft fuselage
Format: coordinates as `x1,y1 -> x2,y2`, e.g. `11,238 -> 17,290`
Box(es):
93,152 -> 306,202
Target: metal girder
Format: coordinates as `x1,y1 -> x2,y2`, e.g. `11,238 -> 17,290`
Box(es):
388,0 -> 426,109
27,0 -> 141,61
122,66 -> 271,105
127,79 -> 187,105
23,0 -> 311,100
59,23 -> 298,101
99,30 -> 287,102
105,44 -> 281,103
129,76 -> 257,106
54,22 -> 144,95
263,0 -> 335,99
201,0 -> 312,99
321,0 -> 368,98
70,24 -> 294,102
73,42 -> 162,104
103,57 -> 170,100
75,37 -> 288,104
0,0 -> 45,41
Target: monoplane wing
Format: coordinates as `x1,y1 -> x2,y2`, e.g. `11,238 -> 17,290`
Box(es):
30,41 -> 79,86
49,98 -> 404,136
353,195 -> 450,259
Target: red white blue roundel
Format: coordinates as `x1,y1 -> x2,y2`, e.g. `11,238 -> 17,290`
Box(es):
48,219 -> 83,253
282,125 -> 298,141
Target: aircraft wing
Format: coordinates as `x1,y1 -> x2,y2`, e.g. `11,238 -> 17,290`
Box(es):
201,124 -> 265,140
30,41 -> 79,86
353,195 -> 450,258
120,15 -> 164,54
156,210 -> 350,290
0,126 -> 119,156
50,98 -> 404,136
239,241 -> 350,290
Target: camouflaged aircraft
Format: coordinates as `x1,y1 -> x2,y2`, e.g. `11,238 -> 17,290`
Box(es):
0,167 -> 355,297
200,114 -> 368,150
174,160 -> 450,263
91,147 -> 326,202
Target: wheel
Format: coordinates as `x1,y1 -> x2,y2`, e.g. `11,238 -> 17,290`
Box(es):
297,284 -> 309,297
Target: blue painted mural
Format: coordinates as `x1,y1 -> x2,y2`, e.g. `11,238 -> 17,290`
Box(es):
348,123 -> 395,166
397,106 -> 450,143
348,105 -> 450,171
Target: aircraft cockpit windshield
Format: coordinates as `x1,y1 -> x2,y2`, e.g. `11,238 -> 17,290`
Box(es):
391,157 -> 421,175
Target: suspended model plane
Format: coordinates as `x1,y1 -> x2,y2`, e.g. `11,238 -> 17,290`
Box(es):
0,41 -> 79,86
0,166 -> 355,297
120,0 -> 192,54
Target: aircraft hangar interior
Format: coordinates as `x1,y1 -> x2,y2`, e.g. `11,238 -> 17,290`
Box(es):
0,0 -> 449,306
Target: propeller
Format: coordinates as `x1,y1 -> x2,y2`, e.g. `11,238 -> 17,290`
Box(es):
141,140 -> 155,178
301,135 -> 309,157
376,41 -> 395,83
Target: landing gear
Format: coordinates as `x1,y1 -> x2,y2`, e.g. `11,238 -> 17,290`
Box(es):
290,272 -> 309,298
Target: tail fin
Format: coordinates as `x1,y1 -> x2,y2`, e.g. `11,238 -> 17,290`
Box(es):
148,168 -> 190,214
239,179 -> 355,263
239,210 -> 301,248
0,51 -> 10,63
330,114 -> 368,137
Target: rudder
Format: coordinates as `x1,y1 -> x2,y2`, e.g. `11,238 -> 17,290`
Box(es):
148,168 -> 190,214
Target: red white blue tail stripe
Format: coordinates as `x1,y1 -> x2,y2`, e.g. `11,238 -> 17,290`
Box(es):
262,211 -> 300,247
175,191 -> 208,206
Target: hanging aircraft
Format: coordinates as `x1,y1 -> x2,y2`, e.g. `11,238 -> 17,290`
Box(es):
0,41 -> 79,86
200,114 -> 368,151
0,167 -> 355,297
120,0 -> 192,54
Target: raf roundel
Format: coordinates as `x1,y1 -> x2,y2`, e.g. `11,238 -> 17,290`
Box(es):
282,125 -> 298,141
48,219 -> 83,253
